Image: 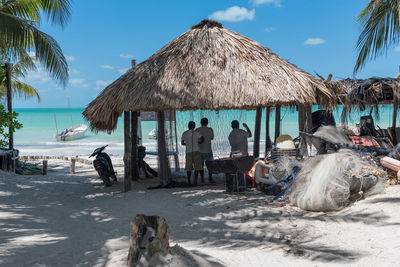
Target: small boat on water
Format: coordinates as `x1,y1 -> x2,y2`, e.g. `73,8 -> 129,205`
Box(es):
56,124 -> 87,141
148,128 -> 171,140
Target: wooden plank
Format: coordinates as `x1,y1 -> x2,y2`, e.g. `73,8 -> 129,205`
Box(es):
274,105 -> 281,144
253,107 -> 262,158
124,111 -> 131,192
131,111 -> 139,181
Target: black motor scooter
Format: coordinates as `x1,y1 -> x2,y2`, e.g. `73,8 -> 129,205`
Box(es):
89,145 -> 117,186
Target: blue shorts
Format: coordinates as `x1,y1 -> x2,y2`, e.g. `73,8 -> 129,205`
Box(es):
201,152 -> 213,168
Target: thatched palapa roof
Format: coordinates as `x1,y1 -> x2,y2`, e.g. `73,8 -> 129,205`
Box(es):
83,19 -> 333,131
323,77 -> 400,122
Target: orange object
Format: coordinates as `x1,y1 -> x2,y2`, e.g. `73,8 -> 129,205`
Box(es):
349,135 -> 380,147
380,156 -> 400,172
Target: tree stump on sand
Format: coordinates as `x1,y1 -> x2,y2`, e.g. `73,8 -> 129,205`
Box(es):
127,215 -> 170,266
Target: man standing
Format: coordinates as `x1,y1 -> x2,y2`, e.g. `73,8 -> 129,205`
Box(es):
181,121 -> 204,186
196,117 -> 214,184
226,120 -> 252,192
228,120 -> 252,155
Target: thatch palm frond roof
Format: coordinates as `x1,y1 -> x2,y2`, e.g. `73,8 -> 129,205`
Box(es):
330,77 -> 400,122
83,19 -> 333,131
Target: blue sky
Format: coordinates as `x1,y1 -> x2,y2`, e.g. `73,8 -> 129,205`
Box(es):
15,0 -> 400,108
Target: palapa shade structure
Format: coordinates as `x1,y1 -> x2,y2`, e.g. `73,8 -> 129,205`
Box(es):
83,19 -> 333,132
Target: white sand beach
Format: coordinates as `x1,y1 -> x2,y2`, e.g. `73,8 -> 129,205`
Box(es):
1,159 -> 400,266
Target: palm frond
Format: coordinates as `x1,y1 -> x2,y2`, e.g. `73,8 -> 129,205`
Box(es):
37,0 -> 71,28
11,80 -> 40,101
354,0 -> 400,73
32,28 -> 68,86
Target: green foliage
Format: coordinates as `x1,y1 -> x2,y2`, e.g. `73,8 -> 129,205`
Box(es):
0,0 -> 71,85
16,160 -> 41,175
0,104 -> 22,147
355,0 -> 400,73
0,56 -> 40,101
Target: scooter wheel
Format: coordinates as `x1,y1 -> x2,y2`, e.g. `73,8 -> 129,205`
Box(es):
101,177 -> 112,187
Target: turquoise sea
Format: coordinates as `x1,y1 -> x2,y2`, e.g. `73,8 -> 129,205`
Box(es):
13,106 -> 399,157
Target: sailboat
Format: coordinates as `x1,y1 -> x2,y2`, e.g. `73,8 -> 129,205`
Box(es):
56,124 -> 88,141
54,100 -> 88,141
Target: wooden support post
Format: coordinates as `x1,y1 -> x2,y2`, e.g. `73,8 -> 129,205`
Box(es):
265,107 -> 272,157
298,105 -> 306,133
131,111 -> 139,181
173,111 -> 180,172
274,105 -> 281,144
43,160 -> 48,175
70,158 -> 76,174
253,107 -> 262,158
393,97 -> 398,144
157,111 -> 171,186
124,111 -> 132,192
306,105 -> 313,133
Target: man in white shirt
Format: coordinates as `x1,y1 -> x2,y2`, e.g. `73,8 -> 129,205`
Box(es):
226,120 -> 252,192
195,117 -> 215,184
228,120 -> 252,155
181,121 -> 204,186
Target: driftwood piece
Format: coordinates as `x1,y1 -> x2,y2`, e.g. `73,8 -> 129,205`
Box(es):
127,215 -> 170,266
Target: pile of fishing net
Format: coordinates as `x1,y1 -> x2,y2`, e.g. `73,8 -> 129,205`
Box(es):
289,150 -> 386,211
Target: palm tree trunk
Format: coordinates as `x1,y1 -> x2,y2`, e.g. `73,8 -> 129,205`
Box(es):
5,63 -> 13,150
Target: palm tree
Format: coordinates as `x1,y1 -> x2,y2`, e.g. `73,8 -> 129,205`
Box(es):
0,0 -> 71,150
0,56 -> 40,101
0,0 -> 71,84
354,0 -> 400,73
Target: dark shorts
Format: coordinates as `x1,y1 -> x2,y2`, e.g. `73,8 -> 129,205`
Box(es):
201,152 -> 214,168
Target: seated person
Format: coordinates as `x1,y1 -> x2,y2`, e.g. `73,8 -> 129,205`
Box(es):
137,146 -> 157,178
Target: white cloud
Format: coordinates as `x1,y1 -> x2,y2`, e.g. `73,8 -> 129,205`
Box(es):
100,65 -> 115,70
265,27 -> 276,33
395,46 -> 400,52
118,68 -> 129,74
120,53 -> 133,59
69,78 -> 86,87
209,6 -> 255,22
69,68 -> 81,74
95,80 -> 113,90
251,0 -> 283,7
96,80 -> 112,86
304,38 -> 325,45
65,55 -> 75,62
24,67 -> 51,84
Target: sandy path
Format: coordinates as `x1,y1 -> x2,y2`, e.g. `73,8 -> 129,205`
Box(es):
0,160 -> 400,266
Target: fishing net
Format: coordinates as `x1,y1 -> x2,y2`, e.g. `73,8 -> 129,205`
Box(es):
176,110 -> 252,160
289,149 -> 385,211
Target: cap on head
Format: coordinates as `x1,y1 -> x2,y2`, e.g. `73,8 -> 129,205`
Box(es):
231,120 -> 239,129
200,117 -> 208,126
188,121 -> 195,130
